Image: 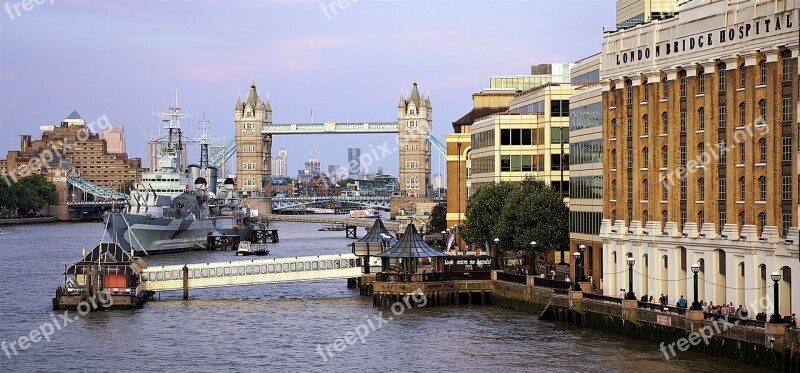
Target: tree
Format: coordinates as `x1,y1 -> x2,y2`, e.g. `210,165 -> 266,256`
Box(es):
428,203 -> 447,233
494,178 -> 568,274
460,182 -> 514,250
10,174 -> 59,216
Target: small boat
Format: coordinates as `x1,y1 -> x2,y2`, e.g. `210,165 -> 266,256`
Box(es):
236,241 -> 269,256
349,209 -> 381,219
318,223 -> 347,231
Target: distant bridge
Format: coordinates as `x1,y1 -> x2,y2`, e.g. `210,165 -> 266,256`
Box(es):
263,121 -> 398,135
264,214 -> 400,231
272,196 -> 390,211
67,177 -> 128,200
140,254 -> 362,293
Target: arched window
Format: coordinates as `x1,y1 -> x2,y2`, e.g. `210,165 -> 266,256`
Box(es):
759,176 -> 767,201
739,177 -> 746,201
612,180 -> 617,200
739,102 -> 746,127
758,212 -> 766,231
661,146 -> 668,168
642,79 -> 649,102
662,210 -> 668,225
642,114 -> 649,135
662,78 -> 668,99
642,147 -> 649,168
698,177 -> 705,200
739,211 -> 746,226
661,178 -> 669,200
625,80 -> 632,105
643,179 -> 649,200
739,64 -> 746,88
611,149 -> 617,168
698,210 -> 705,225
697,68 -> 705,93
758,138 -> 767,163
758,99 -> 766,123
698,143 -> 705,165
661,112 -> 668,134
698,107 -> 705,130
679,70 -> 687,97
611,118 -> 617,138
611,209 -> 617,222
759,60 -> 767,85
643,210 -> 649,222
718,63 -> 727,92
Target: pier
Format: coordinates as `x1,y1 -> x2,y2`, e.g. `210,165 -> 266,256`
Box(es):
140,253 -> 362,299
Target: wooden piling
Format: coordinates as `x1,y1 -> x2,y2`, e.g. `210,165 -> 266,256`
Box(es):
182,265 -> 189,300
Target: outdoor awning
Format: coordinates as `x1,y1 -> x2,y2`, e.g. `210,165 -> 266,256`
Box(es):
375,223 -> 449,259
356,219 -> 398,246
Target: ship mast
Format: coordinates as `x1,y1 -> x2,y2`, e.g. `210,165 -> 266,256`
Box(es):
194,112 -> 224,173
153,91 -> 195,172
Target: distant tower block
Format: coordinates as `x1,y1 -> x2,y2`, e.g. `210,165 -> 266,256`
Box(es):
234,81 -> 273,214
397,78 -> 432,197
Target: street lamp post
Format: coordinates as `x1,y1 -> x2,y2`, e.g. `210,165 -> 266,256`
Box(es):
770,271 -> 783,323
572,251 -> 582,291
578,244 -> 586,282
690,263 -> 701,310
626,257 -> 636,300
493,238 -> 500,270
530,241 -> 537,275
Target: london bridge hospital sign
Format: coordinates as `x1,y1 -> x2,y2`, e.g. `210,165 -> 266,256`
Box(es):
603,3 -> 798,75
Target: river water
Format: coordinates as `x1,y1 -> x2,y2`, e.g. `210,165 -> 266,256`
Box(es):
0,222 -> 766,372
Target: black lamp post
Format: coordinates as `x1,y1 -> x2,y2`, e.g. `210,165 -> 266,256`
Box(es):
578,244 -> 587,282
530,241 -> 537,275
493,238 -> 500,270
690,263 -> 701,310
770,271 -> 783,323
626,256 -> 636,300
572,251 -> 582,291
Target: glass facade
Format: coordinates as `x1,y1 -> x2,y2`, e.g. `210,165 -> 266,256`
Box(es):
570,211 -> 603,235
569,102 -> 602,131
569,139 -> 602,165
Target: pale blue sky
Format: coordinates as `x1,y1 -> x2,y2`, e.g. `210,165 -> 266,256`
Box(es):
0,0 -> 615,176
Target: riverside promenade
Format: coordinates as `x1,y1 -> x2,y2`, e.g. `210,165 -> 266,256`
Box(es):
363,271 -> 800,371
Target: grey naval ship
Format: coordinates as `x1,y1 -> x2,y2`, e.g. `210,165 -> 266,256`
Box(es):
105,97 -> 261,254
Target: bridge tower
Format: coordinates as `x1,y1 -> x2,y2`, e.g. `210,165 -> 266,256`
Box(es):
391,78 -> 434,221
397,78 -> 432,197
235,81 -> 272,214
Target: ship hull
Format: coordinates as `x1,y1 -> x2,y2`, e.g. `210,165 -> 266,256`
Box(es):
105,212 -> 249,255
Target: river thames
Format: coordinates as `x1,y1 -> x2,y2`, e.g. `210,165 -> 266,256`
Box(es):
0,222 -> 767,372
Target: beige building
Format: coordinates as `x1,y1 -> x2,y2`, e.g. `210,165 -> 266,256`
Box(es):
569,53 -> 604,278
600,0 -> 799,316
235,81 -> 272,213
616,0 -> 680,29
470,82 -> 574,194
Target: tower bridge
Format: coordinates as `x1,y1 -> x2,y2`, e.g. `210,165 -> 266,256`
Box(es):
233,79 -> 434,214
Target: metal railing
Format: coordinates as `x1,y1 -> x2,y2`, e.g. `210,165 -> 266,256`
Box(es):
583,292 -> 623,304
532,277 -> 571,290
375,272 -> 450,283
496,271 -> 527,284
450,271 -> 491,281
638,301 -> 687,316
704,312 -> 766,328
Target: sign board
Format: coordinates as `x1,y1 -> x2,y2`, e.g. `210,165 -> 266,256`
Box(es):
443,256 -> 492,272
656,315 -> 671,326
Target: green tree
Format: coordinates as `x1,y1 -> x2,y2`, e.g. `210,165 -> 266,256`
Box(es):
460,182 -> 514,250
494,178 -> 568,274
0,181 -> 18,216
428,203 -> 447,233
11,174 -> 59,216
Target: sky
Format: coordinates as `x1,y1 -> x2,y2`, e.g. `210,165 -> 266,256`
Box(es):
0,0 -> 615,177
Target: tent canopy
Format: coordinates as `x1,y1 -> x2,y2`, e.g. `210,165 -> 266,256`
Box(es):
376,223 -> 449,259
357,219 -> 398,246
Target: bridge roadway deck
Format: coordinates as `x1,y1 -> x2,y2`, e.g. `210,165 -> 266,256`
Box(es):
140,253 -> 362,292
264,214 -> 400,232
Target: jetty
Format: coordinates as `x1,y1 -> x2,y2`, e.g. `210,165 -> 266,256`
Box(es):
264,214 -> 400,232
